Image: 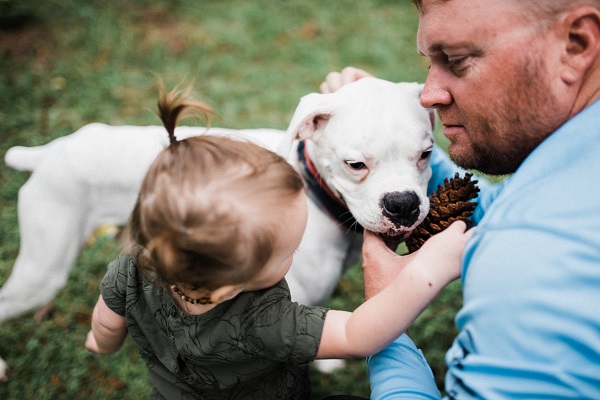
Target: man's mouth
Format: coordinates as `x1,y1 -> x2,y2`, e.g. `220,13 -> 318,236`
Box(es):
439,113 -> 465,140
442,124 -> 465,141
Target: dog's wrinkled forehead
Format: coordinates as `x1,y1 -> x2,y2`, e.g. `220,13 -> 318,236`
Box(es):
335,77 -> 423,102
332,78 -> 427,124
277,77 -> 431,160
327,79 -> 431,140
321,78 -> 434,183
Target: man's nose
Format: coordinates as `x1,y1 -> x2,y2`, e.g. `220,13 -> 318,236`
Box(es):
420,71 -> 452,109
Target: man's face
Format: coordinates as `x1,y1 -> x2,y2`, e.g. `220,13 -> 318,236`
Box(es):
416,0 -> 570,175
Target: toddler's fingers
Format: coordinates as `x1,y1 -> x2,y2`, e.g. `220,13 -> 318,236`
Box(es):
444,221 -> 476,247
465,226 -> 476,240
448,220 -> 476,238
85,330 -> 98,352
447,220 -> 468,232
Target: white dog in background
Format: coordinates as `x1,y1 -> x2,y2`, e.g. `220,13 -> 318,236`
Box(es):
0,77 -> 434,380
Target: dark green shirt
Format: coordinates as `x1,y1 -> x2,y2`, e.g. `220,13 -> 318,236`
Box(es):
101,255 -> 328,399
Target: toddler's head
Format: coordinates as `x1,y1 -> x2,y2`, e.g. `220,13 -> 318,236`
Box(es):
129,83 -> 306,295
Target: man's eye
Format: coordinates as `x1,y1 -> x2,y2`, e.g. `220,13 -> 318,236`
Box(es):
346,160 -> 366,170
448,56 -> 464,65
447,56 -> 470,75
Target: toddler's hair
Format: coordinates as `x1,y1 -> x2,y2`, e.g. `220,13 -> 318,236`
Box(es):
127,81 -> 304,290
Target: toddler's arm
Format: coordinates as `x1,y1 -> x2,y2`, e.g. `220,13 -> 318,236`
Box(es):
85,294 -> 128,355
317,221 -> 473,359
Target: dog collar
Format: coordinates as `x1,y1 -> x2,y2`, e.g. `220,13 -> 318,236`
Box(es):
297,140 -> 362,232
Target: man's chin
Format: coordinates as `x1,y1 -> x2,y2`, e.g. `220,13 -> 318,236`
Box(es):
449,152 -> 517,176
447,147 -> 476,170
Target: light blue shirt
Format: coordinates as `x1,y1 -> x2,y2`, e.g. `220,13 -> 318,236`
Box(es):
368,99 -> 600,399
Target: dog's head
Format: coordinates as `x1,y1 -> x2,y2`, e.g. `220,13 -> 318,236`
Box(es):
278,77 -> 435,241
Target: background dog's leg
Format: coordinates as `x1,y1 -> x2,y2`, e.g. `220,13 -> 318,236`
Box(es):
33,302 -> 54,321
0,178 -> 89,382
0,177 -> 87,323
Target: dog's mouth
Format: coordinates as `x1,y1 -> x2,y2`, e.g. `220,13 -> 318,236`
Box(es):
382,226 -> 413,239
377,229 -> 412,250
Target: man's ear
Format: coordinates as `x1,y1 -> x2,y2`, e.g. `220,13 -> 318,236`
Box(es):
210,284 -> 244,304
559,7 -> 600,84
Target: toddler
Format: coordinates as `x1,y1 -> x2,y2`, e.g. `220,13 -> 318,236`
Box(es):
85,83 -> 472,399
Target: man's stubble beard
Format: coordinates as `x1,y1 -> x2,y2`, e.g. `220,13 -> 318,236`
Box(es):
448,53 -> 567,176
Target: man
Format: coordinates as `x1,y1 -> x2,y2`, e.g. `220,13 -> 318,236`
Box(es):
323,0 -> 600,398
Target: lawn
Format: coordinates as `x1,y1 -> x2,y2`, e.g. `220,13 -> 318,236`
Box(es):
0,1 -> 461,398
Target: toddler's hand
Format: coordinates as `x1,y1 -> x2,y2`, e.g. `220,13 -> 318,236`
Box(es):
85,330 -> 102,354
413,221 -> 475,283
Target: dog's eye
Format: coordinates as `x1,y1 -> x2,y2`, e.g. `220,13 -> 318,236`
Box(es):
345,160 -> 366,170
420,150 -> 432,160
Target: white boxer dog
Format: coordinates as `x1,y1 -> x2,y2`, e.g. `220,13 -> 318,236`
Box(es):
0,77 -> 434,379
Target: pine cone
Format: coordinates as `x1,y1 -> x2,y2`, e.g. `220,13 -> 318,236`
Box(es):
405,172 -> 479,253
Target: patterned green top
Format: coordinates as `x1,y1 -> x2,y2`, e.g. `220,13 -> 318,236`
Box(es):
101,255 -> 329,400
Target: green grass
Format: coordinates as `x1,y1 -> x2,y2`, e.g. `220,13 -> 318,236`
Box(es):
0,1 -> 460,398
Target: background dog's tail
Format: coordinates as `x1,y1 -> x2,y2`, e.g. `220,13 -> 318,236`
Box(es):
4,145 -> 46,172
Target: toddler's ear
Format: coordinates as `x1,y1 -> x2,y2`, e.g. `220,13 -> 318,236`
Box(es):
211,284 -> 244,304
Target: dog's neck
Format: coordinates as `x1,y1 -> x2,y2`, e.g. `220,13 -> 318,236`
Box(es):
297,140 -> 362,232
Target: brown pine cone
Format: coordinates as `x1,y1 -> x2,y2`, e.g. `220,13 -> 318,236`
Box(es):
405,172 -> 479,253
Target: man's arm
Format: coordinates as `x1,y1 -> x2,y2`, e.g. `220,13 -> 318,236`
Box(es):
368,334 -> 443,399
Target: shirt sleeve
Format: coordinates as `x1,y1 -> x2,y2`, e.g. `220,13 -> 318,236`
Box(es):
367,334 -> 442,400
245,280 -> 328,365
99,254 -> 133,316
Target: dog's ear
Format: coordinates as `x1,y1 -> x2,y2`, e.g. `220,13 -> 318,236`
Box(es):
276,92 -> 334,159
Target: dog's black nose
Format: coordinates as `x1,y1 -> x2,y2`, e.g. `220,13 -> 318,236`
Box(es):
381,191 -> 421,228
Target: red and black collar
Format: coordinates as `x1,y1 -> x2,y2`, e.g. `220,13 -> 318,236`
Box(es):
296,140 -> 362,232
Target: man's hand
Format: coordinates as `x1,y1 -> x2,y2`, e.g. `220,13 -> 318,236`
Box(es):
320,66 -> 373,93
362,230 -> 416,299
363,222 -> 474,299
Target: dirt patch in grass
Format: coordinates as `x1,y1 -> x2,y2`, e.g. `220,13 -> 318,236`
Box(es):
134,4 -> 197,55
0,17 -> 56,66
